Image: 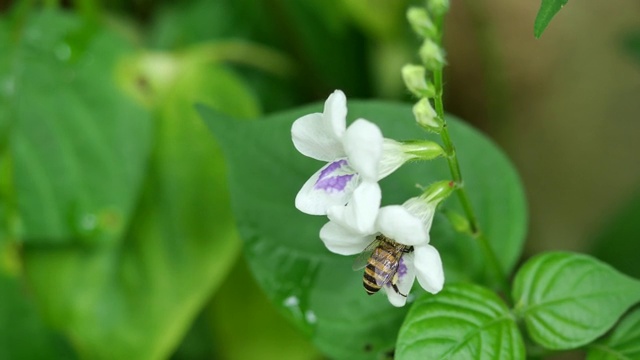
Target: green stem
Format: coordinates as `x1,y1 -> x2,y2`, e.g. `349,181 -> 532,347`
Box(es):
431,16 -> 509,294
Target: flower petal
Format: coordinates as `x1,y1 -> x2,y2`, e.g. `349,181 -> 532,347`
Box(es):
384,253 -> 416,307
324,90 -> 347,139
343,119 -> 383,181
403,197 -> 436,234
376,205 -> 428,246
295,160 -> 358,215
291,100 -> 346,161
319,221 -> 372,255
379,139 -> 414,179
327,181 -> 381,234
413,244 -> 444,294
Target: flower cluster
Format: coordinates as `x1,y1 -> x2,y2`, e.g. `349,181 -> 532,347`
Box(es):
291,90 -> 453,307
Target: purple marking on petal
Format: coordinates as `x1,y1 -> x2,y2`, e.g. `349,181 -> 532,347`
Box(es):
397,257 -> 408,278
314,159 -> 355,192
385,257 -> 409,290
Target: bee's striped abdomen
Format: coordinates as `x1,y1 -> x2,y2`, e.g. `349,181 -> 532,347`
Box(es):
362,246 -> 399,295
363,265 -> 379,294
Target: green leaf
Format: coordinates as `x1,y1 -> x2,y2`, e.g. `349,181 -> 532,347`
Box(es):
587,308 -> 640,360
14,10 -> 258,360
10,11 -> 151,245
199,101 -> 526,359
196,258 -> 320,360
0,272 -> 75,359
513,252 -> 640,350
396,283 -> 524,359
23,71 -> 246,359
534,0 -> 569,38
591,190 -> 640,279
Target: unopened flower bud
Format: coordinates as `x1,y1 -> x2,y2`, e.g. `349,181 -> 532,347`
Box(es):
402,180 -> 455,226
442,208 -> 471,234
419,39 -> 446,71
428,0 -> 450,18
402,64 -> 435,98
422,180 -> 456,204
400,140 -> 444,160
407,7 -> 437,39
413,98 -> 443,132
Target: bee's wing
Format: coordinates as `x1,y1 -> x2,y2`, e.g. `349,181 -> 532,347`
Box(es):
352,239 -> 380,271
374,253 -> 402,287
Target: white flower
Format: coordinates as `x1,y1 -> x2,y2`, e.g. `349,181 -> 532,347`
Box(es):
319,190 -> 445,307
292,90 -> 413,215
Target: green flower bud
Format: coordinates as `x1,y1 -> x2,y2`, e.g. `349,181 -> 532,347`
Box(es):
401,64 -> 435,98
419,39 -> 446,71
413,98 -> 443,132
442,208 -> 471,234
422,180 -> 456,205
428,0 -> 450,18
400,140 -> 444,160
407,7 -> 437,39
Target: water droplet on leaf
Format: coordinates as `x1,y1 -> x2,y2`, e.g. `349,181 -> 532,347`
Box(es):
304,310 -> 317,324
55,43 -> 72,62
79,213 -> 97,232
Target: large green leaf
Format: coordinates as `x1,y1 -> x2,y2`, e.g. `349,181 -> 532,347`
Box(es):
396,283 -> 524,359
534,0 -> 569,38
587,308 -> 640,360
193,258 -> 320,360
13,10 -> 257,359
199,100 -> 526,359
0,273 -> 75,359
10,11 -> 151,244
513,252 -> 640,350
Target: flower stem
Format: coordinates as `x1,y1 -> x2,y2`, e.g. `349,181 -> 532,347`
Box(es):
431,19 -> 510,293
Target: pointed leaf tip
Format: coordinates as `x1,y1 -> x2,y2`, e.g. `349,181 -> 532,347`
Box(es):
534,0 -> 569,38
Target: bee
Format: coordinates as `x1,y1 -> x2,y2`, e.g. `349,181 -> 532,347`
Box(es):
353,234 -> 414,297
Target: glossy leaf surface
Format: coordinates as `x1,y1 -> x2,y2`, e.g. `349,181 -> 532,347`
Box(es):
587,308 -> 640,360
513,252 -> 640,350
396,283 -> 524,359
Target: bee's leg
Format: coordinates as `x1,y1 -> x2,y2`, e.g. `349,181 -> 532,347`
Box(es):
391,283 -> 408,297
402,246 -> 414,253
390,273 -> 408,297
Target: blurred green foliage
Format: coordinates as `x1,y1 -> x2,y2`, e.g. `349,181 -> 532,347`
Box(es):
0,0 -> 412,358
